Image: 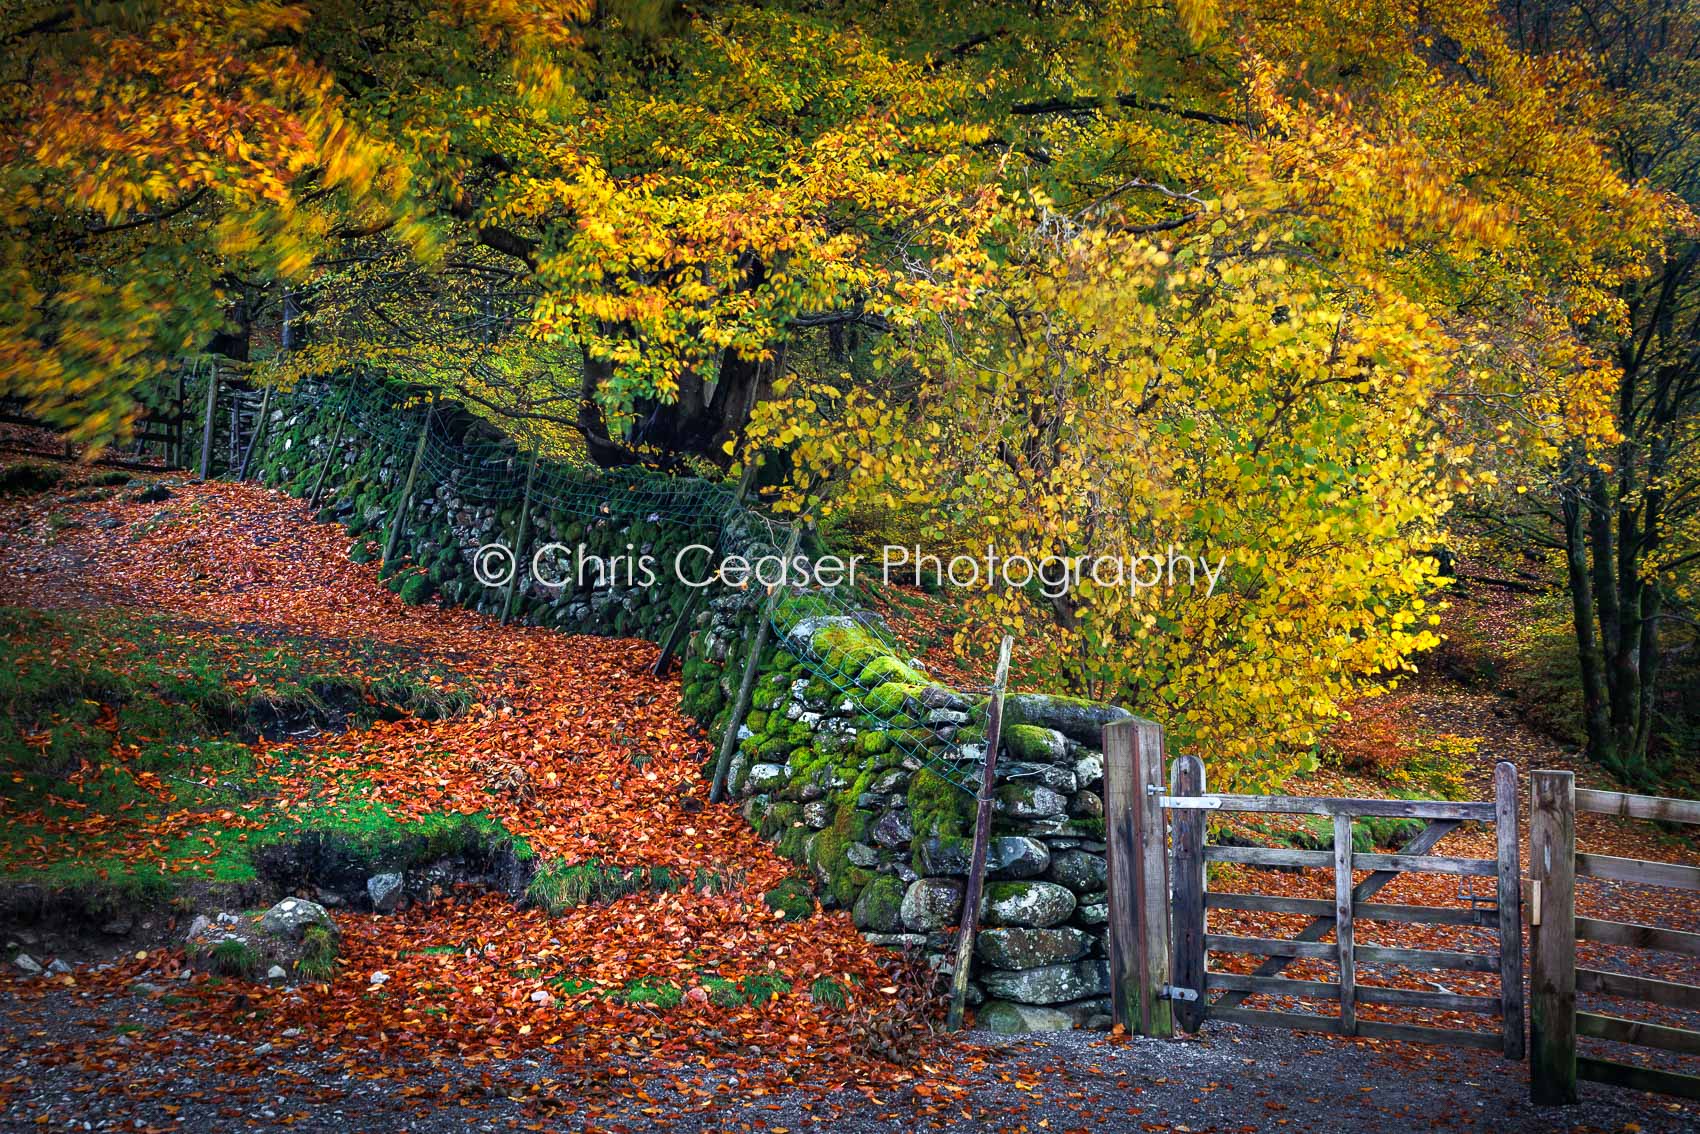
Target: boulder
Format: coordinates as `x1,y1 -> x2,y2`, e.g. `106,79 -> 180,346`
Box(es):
976,999 -> 1076,1033
12,954 -> 41,975
900,877 -> 964,931
983,881 -> 1076,928
871,808 -> 915,847
975,927 -> 1092,970
853,875 -> 908,933
1046,849 -> 1108,895
367,873 -> 404,913
1003,694 -> 1133,745
259,898 -> 337,941
981,960 -> 1108,1005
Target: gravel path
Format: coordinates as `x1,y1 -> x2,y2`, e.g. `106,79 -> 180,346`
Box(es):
3,980 -> 1693,1134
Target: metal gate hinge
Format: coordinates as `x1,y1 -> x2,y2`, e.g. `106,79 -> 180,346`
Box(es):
1160,984 -> 1199,1002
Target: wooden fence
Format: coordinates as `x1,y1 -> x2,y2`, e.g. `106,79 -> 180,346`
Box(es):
1105,718 -> 1525,1055
1529,771 -> 1700,1104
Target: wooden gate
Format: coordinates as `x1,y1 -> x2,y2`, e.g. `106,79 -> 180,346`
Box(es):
1529,771 -> 1700,1103
1104,718 -> 1524,1056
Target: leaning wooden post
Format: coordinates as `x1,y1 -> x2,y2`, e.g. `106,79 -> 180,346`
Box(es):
501,451 -> 540,625
707,521 -> 804,804
197,361 -> 219,479
1168,753 -> 1207,1033
307,407 -> 348,511
1106,716 -> 1173,1037
1495,760 -> 1526,1061
235,384 -> 272,481
382,394 -> 436,568
1530,769 -> 1577,1106
947,635 -> 1014,1031
654,459 -> 760,677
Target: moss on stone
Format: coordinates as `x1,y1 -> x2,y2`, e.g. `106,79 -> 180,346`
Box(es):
762,876 -> 816,921
863,681 -> 924,718
856,654 -> 928,688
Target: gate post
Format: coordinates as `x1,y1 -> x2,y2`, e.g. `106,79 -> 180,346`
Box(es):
1169,754 -> 1207,1032
1105,717 -> 1172,1037
1494,761 -> 1526,1060
1530,769 -> 1577,1105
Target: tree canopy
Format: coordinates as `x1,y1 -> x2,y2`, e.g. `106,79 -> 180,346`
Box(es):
1,0 -> 1677,781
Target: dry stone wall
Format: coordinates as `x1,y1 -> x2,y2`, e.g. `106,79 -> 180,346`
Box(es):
246,382 -> 1132,1031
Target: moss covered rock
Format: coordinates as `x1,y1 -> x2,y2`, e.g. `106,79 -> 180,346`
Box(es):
852,874 -> 906,933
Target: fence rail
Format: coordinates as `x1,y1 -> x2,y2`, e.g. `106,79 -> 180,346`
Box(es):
1106,727 -> 1525,1057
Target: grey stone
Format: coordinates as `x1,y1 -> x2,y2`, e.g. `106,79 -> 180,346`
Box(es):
871,808 -> 914,847
981,960 -> 1108,1005
1001,724 -> 1069,763
13,954 -> 41,975
745,763 -> 787,793
46,958 -> 71,975
1073,752 -> 1104,789
900,877 -> 963,931
1003,694 -> 1133,745
995,781 -> 1068,819
1076,902 -> 1108,926
1069,790 -> 1104,819
983,881 -> 1076,928
259,897 -> 336,941
976,999 -> 1076,1033
926,708 -> 970,726
846,842 -> 881,867
1046,849 -> 1108,895
368,873 -> 404,913
862,932 -> 927,948
976,927 -> 1092,970
852,876 -> 907,933
916,835 -> 1050,878
1000,762 -> 1078,793
266,965 -> 288,981
802,800 -> 832,828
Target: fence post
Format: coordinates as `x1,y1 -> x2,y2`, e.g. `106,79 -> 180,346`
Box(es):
501,452 -> 540,625
947,635 -> 1013,1030
307,409 -> 348,512
1334,812 -> 1357,1035
197,361 -> 218,479
707,522 -> 803,804
383,395 -> 435,568
1530,769 -> 1577,1106
1168,753 -> 1207,1032
1106,716 -> 1172,1037
1495,760 -> 1526,1060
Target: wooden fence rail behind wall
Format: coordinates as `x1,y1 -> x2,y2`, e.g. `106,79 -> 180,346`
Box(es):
1530,775 -> 1700,1105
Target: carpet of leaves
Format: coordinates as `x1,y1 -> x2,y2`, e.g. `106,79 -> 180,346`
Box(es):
0,477 -> 976,1123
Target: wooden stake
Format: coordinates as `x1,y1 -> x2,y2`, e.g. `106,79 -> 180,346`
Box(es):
1334,812 -> 1357,1035
1530,769 -> 1577,1106
707,521 -> 803,804
197,360 -> 218,480
947,635 -> 1013,1031
501,451 -> 540,625
307,410 -> 348,511
383,395 -> 435,568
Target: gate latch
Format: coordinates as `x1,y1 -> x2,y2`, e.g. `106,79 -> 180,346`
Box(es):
1160,984 -> 1199,1002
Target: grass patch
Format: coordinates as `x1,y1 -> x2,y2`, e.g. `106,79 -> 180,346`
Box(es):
0,606 -> 494,895
296,924 -> 338,981
525,859 -> 683,914
205,938 -> 258,978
